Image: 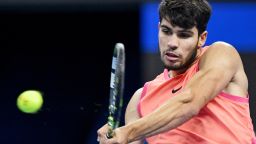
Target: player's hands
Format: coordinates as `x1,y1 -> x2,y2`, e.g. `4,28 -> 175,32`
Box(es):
106,127 -> 129,144
97,125 -> 129,144
97,124 -> 109,143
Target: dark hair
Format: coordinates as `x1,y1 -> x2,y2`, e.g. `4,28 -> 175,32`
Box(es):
159,0 -> 212,34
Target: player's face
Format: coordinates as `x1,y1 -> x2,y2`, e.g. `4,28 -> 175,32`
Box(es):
159,18 -> 206,72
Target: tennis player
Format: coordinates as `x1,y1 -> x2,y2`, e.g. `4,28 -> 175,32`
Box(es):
97,0 -> 256,143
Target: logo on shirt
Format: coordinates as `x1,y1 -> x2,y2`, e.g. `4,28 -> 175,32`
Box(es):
172,86 -> 182,94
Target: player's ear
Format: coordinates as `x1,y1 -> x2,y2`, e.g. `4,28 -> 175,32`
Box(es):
198,31 -> 208,48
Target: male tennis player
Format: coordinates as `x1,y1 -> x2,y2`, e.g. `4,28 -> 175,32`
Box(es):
97,0 -> 256,143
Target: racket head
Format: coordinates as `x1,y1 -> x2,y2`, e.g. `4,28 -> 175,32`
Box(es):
107,43 -> 125,137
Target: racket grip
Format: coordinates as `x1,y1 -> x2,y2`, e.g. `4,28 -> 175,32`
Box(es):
106,129 -> 114,139
107,116 -> 114,138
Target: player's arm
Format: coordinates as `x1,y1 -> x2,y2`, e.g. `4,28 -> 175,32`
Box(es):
116,42 -> 242,142
125,88 -> 144,144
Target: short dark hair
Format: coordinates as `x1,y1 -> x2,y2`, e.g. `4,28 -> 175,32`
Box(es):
159,0 -> 212,34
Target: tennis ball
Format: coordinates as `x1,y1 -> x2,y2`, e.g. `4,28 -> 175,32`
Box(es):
17,90 -> 43,114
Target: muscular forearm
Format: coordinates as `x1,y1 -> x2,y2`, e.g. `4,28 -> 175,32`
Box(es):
122,90 -> 198,143
143,110 -> 195,138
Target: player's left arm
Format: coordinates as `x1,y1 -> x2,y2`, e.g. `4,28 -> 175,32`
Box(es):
106,42 -> 243,143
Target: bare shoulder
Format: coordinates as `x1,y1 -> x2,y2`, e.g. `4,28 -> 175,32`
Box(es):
202,41 -> 241,63
124,88 -> 145,144
211,41 -> 235,48
201,41 -> 248,97
128,88 -> 143,109
208,41 -> 239,54
125,88 -> 143,124
200,41 -> 242,69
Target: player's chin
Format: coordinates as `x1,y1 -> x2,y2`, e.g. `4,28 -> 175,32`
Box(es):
162,57 -> 180,68
164,62 -> 182,70
165,60 -> 178,66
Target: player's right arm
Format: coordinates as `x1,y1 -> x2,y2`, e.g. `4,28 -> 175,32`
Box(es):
125,88 -> 144,144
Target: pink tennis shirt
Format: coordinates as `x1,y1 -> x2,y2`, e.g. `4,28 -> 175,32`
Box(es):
138,47 -> 256,144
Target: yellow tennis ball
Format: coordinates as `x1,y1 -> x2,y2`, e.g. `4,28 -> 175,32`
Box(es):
17,90 -> 43,114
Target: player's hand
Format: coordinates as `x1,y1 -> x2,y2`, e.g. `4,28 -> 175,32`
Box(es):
97,124 -> 109,144
104,127 -> 129,144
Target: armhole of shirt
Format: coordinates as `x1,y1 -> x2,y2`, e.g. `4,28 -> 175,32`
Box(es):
219,92 -> 249,103
199,46 -> 249,103
137,82 -> 149,118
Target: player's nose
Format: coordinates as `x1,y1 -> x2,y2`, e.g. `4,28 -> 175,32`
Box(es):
167,34 -> 179,50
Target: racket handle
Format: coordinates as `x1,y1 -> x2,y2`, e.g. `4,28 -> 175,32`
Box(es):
106,129 -> 114,139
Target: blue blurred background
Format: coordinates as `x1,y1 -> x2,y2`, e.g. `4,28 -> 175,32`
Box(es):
4,0 -> 256,143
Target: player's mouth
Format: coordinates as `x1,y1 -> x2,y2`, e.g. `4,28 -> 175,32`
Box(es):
165,52 -> 179,62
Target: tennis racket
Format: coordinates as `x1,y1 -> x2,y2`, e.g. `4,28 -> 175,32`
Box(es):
106,43 -> 125,138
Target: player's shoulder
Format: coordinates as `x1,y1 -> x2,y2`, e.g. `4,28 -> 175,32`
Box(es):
134,88 -> 143,96
200,41 -> 242,69
205,41 -> 239,54
129,88 -> 143,102
127,88 -> 143,106
202,41 -> 241,61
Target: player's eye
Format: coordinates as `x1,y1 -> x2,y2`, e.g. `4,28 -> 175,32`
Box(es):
178,33 -> 191,38
161,28 -> 172,35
